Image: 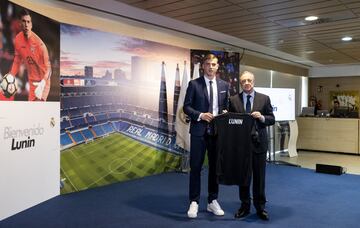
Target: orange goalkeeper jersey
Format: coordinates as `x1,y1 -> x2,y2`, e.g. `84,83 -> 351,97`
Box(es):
10,31 -> 51,101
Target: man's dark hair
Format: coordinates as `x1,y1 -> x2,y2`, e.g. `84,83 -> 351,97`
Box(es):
19,9 -> 30,19
334,100 -> 340,105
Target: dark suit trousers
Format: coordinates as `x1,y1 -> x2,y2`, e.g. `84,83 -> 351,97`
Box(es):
189,133 -> 218,204
239,152 -> 267,211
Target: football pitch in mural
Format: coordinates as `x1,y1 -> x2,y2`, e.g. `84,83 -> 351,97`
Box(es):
60,24 -> 190,194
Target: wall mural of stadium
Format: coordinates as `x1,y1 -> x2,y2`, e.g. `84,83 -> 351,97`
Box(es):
60,24 -> 190,194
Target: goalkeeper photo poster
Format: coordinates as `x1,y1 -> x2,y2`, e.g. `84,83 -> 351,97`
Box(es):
0,1 -> 60,220
0,0 -> 60,102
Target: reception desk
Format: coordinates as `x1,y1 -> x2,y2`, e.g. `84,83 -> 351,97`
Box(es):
297,117 -> 359,154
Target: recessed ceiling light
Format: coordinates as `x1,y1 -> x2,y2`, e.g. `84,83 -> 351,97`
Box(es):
305,50 -> 315,54
341,36 -> 352,41
305,16 -> 318,21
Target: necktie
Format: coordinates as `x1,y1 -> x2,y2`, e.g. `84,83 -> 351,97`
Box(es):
246,95 -> 251,113
209,81 -> 213,114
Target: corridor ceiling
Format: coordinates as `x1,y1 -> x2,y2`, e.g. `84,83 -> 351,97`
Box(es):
115,0 -> 360,65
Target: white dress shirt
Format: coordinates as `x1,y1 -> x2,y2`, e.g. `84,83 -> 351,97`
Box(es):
204,75 -> 219,116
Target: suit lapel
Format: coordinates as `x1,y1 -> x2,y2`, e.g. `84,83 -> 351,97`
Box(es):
253,91 -> 260,111
216,78 -> 221,110
237,92 -> 245,113
240,92 -> 246,113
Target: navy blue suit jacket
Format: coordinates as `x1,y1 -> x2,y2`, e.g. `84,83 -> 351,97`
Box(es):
183,76 -> 229,136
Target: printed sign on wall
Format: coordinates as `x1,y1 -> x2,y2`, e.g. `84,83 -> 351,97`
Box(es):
0,1 -> 60,220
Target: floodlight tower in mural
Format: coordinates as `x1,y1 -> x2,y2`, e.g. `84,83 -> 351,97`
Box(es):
172,63 -> 181,132
158,61 -> 169,132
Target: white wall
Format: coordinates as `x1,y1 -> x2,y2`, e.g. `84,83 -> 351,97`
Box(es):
310,65 -> 360,77
0,102 -> 60,220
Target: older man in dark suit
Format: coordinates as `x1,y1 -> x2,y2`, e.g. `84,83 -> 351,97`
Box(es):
229,70 -> 275,221
183,53 -> 229,218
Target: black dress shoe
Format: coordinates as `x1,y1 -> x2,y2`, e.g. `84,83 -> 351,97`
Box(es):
256,210 -> 269,221
234,207 -> 250,219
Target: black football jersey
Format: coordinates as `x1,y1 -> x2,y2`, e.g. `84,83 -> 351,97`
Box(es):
213,112 -> 256,185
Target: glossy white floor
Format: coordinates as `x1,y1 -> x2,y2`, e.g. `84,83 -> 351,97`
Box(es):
275,150 -> 360,175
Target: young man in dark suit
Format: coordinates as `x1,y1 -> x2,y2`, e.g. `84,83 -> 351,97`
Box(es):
183,54 -> 229,218
229,71 -> 275,221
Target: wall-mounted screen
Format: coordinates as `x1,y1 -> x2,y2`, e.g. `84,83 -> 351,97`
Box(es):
255,87 -> 295,121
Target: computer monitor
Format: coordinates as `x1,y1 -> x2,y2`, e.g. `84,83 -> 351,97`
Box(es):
333,107 -> 348,118
301,107 -> 315,116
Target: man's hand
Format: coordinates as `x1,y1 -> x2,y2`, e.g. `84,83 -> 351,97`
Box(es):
251,111 -> 265,122
33,79 -> 46,100
201,112 -> 214,122
251,111 -> 262,119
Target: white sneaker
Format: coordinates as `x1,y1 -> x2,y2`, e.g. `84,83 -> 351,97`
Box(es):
187,201 -> 198,218
207,200 -> 225,216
